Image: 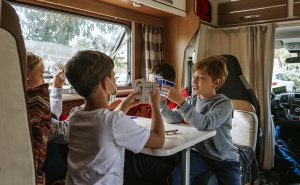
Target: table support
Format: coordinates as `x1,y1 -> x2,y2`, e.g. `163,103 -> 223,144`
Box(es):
181,147 -> 191,185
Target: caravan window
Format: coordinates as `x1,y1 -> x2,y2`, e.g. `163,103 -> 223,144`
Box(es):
13,3 -> 131,92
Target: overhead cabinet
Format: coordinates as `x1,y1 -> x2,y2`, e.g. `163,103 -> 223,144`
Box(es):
133,0 -> 186,16
218,0 -> 287,26
294,0 -> 300,16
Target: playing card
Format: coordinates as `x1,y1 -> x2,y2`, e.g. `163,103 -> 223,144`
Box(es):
52,62 -> 65,81
132,79 -> 155,103
52,62 -> 64,73
154,74 -> 162,84
140,82 -> 156,103
165,80 -> 175,87
160,79 -> 174,96
132,79 -> 145,94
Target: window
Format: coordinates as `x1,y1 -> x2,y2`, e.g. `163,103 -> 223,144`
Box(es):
273,48 -> 299,93
13,3 -> 131,92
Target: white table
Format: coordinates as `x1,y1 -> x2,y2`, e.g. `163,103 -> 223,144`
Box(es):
132,117 -> 216,185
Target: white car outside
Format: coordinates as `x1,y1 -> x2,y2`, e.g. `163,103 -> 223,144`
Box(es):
272,79 -> 295,92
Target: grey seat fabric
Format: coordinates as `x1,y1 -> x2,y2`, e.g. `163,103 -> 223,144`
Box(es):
0,0 -> 35,184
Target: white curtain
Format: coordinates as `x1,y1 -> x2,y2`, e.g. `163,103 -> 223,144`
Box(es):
195,24 -> 276,169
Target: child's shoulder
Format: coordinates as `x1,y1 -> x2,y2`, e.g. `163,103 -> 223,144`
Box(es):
103,109 -> 133,125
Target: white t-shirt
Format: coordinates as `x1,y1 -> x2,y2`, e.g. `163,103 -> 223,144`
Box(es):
65,107 -> 150,185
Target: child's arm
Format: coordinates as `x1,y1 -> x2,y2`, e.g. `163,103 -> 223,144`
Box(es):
50,88 -> 63,119
112,89 -> 164,152
178,99 -> 233,130
144,89 -> 165,148
159,86 -> 185,124
160,99 -> 184,124
48,118 -> 69,143
50,70 -> 65,119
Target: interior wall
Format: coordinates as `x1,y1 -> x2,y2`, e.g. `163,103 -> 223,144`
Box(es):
164,0 -> 200,90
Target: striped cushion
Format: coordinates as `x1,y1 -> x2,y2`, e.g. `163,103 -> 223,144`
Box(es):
27,83 -> 52,184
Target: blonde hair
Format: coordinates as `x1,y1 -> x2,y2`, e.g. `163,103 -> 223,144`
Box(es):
27,52 -> 42,71
193,55 -> 228,83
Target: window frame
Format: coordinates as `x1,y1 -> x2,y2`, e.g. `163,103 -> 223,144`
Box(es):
12,1 -> 133,91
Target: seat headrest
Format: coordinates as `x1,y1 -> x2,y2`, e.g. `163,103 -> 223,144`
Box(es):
222,55 -> 243,76
231,99 -> 255,113
217,54 -> 246,99
1,0 -> 27,82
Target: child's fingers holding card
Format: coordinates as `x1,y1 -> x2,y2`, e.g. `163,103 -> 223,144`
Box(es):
149,89 -> 161,107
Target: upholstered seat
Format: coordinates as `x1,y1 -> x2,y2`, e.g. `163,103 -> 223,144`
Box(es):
0,0 -> 35,184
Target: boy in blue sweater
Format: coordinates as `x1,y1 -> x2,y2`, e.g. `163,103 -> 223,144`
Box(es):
160,55 -> 241,185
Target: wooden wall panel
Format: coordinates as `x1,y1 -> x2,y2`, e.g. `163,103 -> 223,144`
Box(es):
164,0 -> 199,91
133,22 -> 143,80
294,0 -> 300,16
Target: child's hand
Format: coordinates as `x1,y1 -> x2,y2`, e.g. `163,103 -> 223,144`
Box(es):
149,89 -> 160,108
124,92 -> 141,108
116,92 -> 140,113
53,69 -> 65,88
162,86 -> 185,107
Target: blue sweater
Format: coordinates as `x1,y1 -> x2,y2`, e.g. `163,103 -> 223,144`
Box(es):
160,94 -> 239,162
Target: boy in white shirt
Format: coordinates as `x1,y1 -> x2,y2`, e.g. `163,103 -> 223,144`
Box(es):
64,50 -> 165,185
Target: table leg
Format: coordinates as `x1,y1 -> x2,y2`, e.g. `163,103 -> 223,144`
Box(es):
181,147 -> 191,185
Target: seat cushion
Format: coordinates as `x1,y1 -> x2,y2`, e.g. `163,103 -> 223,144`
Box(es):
231,110 -> 258,150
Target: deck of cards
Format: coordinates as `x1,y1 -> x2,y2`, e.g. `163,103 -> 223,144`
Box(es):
52,62 -> 66,81
154,75 -> 175,96
132,79 -> 156,103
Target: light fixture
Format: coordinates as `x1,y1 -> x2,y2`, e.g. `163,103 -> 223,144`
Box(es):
132,1 -> 143,8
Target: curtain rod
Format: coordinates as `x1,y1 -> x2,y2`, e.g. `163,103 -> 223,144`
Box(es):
201,23 -> 276,30
202,19 -> 300,30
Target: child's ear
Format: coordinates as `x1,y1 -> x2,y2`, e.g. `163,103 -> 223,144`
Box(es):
213,79 -> 222,89
101,77 -> 108,91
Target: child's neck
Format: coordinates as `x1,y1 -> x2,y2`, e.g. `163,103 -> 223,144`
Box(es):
199,91 -> 217,100
84,100 -> 107,111
83,91 -> 108,111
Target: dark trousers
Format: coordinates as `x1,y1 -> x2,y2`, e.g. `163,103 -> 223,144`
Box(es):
171,151 -> 242,185
124,150 -> 180,185
43,143 -> 68,185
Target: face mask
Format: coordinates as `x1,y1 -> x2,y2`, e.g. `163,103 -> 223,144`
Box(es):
106,78 -> 117,103
106,78 -> 117,95
108,94 -> 116,104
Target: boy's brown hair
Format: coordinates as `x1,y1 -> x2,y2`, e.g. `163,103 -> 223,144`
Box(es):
193,55 -> 228,83
150,63 -> 176,82
65,50 -> 114,97
27,52 -> 43,71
